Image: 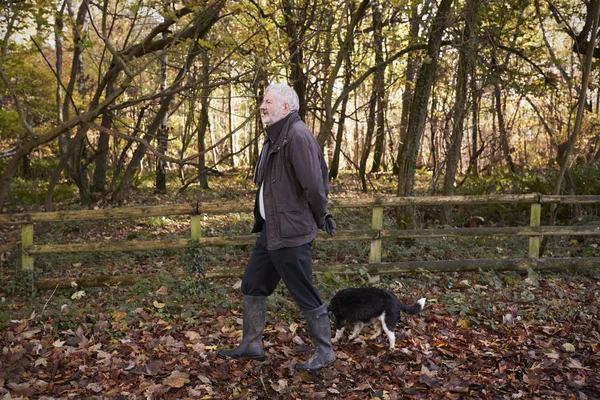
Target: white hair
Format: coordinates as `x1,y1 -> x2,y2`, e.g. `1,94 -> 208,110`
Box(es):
265,83 -> 300,112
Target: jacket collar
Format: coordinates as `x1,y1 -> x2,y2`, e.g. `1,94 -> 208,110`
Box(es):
265,111 -> 300,149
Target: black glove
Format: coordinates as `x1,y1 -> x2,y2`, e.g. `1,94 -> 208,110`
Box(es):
323,213 -> 336,237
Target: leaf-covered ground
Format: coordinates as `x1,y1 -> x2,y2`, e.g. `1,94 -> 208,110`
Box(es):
1,270 -> 599,399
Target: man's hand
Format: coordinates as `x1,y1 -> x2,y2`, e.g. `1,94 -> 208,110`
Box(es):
323,214 -> 336,237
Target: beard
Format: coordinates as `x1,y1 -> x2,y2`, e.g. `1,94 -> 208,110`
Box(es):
261,105 -> 286,126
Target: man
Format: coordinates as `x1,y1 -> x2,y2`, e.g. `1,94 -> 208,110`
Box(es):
217,83 -> 336,372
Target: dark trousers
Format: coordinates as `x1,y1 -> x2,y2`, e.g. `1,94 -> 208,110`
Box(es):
241,229 -> 322,312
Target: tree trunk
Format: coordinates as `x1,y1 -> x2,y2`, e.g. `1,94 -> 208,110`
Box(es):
394,2 -> 421,175
282,0 -> 314,120
442,0 -> 481,222
198,50 -> 211,189
359,90 -> 377,192
468,70 -> 481,178
329,52 -> 352,181
60,0 -> 91,204
107,106 -> 147,195
227,83 -> 235,167
397,0 -> 454,198
155,22 -> 169,194
369,1 -> 386,174
55,0 -> 65,127
553,0 -> 600,197
92,78 -> 115,194
317,0 -> 370,148
493,75 -> 516,173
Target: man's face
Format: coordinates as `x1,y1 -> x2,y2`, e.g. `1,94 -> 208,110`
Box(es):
260,89 -> 290,126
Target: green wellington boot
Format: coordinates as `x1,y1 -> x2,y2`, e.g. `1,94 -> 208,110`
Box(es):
295,303 -> 336,372
217,295 -> 266,361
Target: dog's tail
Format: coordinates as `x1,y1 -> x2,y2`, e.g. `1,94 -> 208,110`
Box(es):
398,297 -> 427,314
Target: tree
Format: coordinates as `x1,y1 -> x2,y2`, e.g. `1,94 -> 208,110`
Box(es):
0,0 -> 227,211
552,0 -> 600,197
368,0 -> 387,175
441,0 -> 482,221
397,0 -> 453,205
316,0 -> 370,148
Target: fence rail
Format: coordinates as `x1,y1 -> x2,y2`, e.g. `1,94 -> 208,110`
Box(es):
1,194 -> 600,289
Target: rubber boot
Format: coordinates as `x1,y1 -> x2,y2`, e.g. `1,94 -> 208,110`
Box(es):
295,304 -> 336,372
217,295 -> 266,361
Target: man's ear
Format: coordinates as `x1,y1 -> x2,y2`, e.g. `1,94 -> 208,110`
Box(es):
283,103 -> 291,114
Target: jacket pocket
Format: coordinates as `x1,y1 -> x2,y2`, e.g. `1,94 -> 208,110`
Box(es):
277,202 -> 313,238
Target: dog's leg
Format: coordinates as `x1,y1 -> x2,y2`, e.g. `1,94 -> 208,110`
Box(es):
332,327 -> 345,343
370,318 -> 382,340
348,322 -> 364,340
379,313 -> 396,350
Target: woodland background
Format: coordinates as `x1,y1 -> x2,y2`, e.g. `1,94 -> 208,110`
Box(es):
1,0 -> 600,212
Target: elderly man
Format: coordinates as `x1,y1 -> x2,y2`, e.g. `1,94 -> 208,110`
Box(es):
217,83 -> 336,372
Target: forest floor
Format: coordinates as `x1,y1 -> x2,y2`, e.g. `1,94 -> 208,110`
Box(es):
1,172 -> 599,399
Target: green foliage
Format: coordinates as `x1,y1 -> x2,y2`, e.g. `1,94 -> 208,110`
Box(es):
3,268 -> 40,297
570,163 -> 600,195
0,109 -> 21,138
180,240 -> 210,292
126,231 -> 148,240
460,167 -> 553,195
7,171 -> 76,208
0,46 -> 56,133
460,162 -> 600,197
145,216 -> 171,227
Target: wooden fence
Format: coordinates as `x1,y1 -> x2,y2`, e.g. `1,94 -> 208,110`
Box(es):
1,194 -> 600,290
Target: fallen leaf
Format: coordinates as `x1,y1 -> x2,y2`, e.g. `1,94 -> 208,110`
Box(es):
87,382 -> 104,393
163,371 -> 190,388
71,290 -> 86,300
20,329 -> 41,339
561,343 -> 575,353
566,358 -> 584,369
293,335 -> 305,345
352,382 -> 372,391
544,349 -> 560,359
156,286 -> 168,295
456,319 -> 469,329
145,383 -> 170,397
185,330 -> 201,342
34,357 -> 48,367
153,300 -> 165,309
7,381 -> 35,396
14,320 -> 27,334
220,324 -> 236,334
271,379 -> 288,393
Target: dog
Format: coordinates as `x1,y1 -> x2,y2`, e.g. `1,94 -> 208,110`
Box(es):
328,287 -> 426,350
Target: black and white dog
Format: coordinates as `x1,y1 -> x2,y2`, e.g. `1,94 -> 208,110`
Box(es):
328,287 -> 426,350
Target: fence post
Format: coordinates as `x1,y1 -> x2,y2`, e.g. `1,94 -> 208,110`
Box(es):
21,224 -> 34,271
191,215 -> 202,240
369,206 -> 384,283
528,203 -> 541,258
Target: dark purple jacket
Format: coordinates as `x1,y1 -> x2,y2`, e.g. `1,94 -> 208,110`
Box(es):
252,112 -> 330,250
